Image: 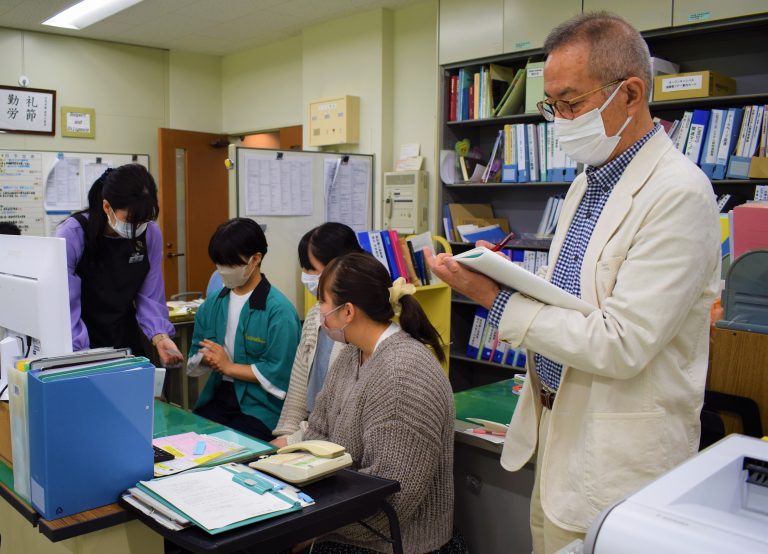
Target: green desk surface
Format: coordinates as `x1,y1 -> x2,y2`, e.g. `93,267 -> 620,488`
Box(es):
0,458 -> 14,492
454,379 -> 520,426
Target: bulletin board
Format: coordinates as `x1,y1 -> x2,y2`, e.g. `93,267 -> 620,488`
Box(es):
0,149 -> 149,236
229,145 -> 373,310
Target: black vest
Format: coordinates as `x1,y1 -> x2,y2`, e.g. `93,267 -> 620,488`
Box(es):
73,214 -> 150,355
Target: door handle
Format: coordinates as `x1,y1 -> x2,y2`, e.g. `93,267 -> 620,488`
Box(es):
167,252 -> 185,258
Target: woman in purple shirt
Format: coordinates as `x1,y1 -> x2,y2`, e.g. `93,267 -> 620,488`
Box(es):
56,164 -> 182,366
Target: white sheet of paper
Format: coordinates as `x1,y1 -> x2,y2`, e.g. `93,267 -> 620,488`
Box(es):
140,466 -> 292,530
44,157 -> 82,211
453,247 -> 596,315
0,151 -> 45,236
395,156 -> 424,171
399,143 -> 420,159
244,155 -> 313,216
324,157 -> 371,233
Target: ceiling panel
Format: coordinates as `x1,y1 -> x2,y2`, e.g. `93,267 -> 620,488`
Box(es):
0,0 -> 422,55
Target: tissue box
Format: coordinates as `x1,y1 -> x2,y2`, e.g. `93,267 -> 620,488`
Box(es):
653,71 -> 736,101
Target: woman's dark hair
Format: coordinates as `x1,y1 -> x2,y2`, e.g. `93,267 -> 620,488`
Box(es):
0,221 -> 22,235
72,164 -> 160,255
318,252 -> 445,362
298,222 -> 363,271
209,217 -> 268,266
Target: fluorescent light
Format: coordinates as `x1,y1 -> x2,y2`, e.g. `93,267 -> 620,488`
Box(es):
43,0 -> 143,30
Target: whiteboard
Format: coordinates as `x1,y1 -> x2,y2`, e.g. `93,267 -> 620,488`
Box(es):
230,145 -> 373,310
0,149 -> 149,237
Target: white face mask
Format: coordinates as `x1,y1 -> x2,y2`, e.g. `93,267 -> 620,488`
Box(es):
320,304 -> 348,344
108,208 -> 148,239
216,256 -> 255,289
301,272 -> 320,297
554,81 -> 633,167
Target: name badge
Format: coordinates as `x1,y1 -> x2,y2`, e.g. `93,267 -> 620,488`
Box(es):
129,253 -> 145,264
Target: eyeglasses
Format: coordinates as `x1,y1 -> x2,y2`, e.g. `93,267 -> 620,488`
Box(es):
319,303 -> 344,325
536,79 -> 623,122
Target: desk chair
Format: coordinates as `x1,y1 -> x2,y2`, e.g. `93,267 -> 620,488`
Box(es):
699,390 -> 763,450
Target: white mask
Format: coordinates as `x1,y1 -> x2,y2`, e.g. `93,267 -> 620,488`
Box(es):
301,272 -> 320,297
216,256 -> 255,289
320,304 -> 348,344
554,81 -> 633,167
108,208 -> 148,239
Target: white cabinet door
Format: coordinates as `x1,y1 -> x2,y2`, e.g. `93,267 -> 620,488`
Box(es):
439,0 -> 504,65
674,0 -> 767,26
583,0 -> 673,31
503,0 -> 582,53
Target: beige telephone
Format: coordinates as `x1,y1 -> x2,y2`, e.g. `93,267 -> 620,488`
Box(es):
249,440 -> 353,485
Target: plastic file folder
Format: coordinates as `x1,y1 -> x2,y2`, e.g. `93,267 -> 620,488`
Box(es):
136,464 -> 302,534
28,357 -> 154,519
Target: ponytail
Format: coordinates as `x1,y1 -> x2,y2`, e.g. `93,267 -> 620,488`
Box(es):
320,253 -> 445,363
397,295 -> 446,363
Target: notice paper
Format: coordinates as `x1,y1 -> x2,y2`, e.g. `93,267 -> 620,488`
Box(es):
243,154 -> 312,216
44,157 -> 82,211
324,157 -> 371,233
0,151 -> 45,235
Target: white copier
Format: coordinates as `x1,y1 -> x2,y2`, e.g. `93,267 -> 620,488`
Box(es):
584,434 -> 768,554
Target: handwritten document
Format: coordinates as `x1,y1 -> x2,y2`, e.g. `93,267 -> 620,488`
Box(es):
244,154 -> 313,216
324,157 -> 371,233
0,151 -> 45,235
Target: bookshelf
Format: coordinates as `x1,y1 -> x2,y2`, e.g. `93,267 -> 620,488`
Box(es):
439,13 -> 768,391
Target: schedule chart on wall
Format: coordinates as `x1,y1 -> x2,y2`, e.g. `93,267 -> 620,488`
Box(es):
0,151 -> 45,235
243,154 -> 313,216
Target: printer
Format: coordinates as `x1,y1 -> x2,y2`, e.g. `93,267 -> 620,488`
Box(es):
584,434 -> 768,554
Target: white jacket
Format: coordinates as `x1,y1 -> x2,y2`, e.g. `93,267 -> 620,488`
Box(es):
498,130 -> 721,531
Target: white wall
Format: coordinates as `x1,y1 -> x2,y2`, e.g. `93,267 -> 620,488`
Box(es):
392,0 -> 439,230
0,29 -> 168,160
168,50 -> 222,133
221,36 -> 303,135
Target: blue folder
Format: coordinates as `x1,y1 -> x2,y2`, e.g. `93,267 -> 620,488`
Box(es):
28,358 -> 155,519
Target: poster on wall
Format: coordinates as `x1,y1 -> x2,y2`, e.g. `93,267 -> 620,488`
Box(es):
0,86 -> 56,135
0,151 -> 45,235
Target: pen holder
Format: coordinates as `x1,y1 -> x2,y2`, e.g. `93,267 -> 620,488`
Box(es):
748,156 -> 768,178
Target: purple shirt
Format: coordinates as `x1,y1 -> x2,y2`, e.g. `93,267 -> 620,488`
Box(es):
56,215 -> 175,351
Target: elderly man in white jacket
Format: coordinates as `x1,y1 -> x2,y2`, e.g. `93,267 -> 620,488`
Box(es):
429,11 -> 720,554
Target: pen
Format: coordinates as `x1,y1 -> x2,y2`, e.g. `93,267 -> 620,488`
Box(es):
490,231 -> 516,252
471,428 -> 506,437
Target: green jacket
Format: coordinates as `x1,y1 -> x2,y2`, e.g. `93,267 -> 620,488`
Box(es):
190,275 -> 300,430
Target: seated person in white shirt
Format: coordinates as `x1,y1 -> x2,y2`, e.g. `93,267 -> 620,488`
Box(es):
187,218 -> 301,441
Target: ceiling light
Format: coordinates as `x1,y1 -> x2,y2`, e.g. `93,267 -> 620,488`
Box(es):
42,0 -> 143,30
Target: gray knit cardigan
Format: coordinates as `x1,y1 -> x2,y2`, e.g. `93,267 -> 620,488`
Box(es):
305,330 -> 454,553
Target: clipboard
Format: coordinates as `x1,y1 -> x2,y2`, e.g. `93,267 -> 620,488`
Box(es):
135,464 -> 303,534
453,247 -> 596,316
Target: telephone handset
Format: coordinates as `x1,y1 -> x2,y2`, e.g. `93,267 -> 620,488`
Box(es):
277,440 -> 346,458
250,440 -> 353,485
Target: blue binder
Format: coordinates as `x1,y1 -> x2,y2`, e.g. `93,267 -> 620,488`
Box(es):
28,358 -> 154,519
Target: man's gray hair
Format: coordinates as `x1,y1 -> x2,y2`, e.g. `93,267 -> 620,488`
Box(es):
544,11 -> 652,96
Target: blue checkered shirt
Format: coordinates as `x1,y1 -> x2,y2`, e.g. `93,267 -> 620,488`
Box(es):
488,126 -> 660,390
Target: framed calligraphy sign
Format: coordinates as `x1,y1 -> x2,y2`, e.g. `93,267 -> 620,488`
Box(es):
0,86 -> 56,135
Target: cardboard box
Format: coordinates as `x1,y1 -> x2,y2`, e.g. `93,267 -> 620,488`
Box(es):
748,157 -> 768,179
0,401 -> 12,466
653,71 -> 736,101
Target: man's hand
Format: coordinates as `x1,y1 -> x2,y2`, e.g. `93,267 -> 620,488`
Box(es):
425,250 -> 501,309
155,338 -> 184,366
199,339 -> 234,374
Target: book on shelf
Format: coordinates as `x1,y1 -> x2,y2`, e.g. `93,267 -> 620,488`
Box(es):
683,109 -> 710,165
524,60 -> 545,114
466,307 -> 488,359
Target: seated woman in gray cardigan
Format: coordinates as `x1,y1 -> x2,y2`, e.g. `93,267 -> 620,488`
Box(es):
290,252 -> 460,554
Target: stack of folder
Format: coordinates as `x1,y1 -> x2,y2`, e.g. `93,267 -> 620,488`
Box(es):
123,462 -> 312,533
26,352 -> 155,519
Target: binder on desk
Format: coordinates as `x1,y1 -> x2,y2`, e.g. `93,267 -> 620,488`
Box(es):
28,356 -> 154,520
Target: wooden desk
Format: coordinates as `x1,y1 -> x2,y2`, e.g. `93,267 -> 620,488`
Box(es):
708,326 -> 768,434
123,469 -> 402,554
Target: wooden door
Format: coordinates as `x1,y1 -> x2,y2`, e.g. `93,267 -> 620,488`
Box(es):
158,128 -> 229,298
